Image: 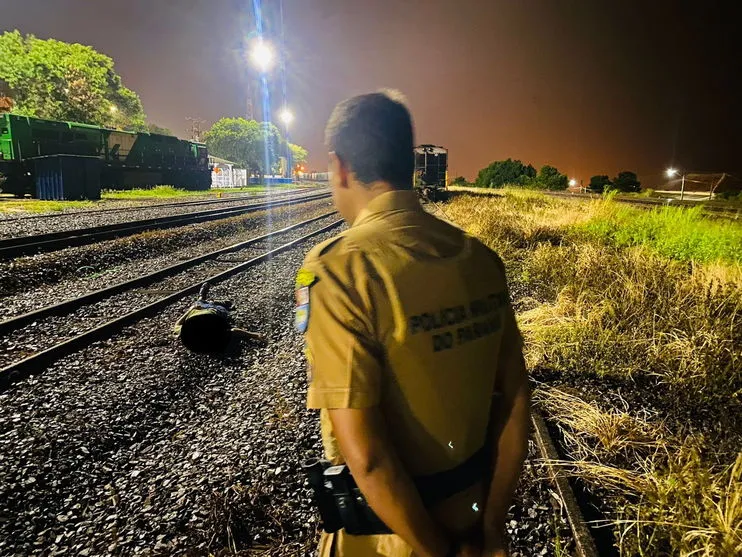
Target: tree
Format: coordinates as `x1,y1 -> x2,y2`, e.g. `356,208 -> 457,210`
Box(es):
589,175 -> 613,193
532,165 -> 568,190
204,118 -> 285,178
0,30 -> 146,130
612,170 -> 641,193
147,123 -> 173,136
450,176 -> 468,187
474,159 -> 536,188
289,143 -> 308,166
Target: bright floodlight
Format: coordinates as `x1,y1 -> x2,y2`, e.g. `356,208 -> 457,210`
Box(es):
279,108 -> 294,125
250,40 -> 274,73
109,105 -> 118,113
666,168 -> 678,177
569,178 -> 577,187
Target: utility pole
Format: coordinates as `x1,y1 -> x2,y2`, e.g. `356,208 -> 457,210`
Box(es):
246,78 -> 254,120
186,117 -> 206,142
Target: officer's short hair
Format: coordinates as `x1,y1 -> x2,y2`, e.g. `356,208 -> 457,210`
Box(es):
325,90 -> 414,189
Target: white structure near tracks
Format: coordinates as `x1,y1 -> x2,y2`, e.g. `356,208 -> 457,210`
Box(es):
209,155 -> 248,188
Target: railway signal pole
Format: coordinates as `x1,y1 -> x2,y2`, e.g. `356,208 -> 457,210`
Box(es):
186,117 -> 206,142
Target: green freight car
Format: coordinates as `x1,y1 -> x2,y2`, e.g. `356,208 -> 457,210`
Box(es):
0,114 -> 210,199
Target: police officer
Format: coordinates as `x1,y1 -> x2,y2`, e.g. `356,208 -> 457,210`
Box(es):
297,91 -> 530,557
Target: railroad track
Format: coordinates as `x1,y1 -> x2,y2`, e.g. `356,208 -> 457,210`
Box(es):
1,195 -> 606,554
0,187 -> 318,222
531,411 -> 602,557
0,212 -> 342,391
545,190 -> 740,218
0,190 -> 332,260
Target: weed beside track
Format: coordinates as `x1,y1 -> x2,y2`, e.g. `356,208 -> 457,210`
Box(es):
443,190 -> 742,556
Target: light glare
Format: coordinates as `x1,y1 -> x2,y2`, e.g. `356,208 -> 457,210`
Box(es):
250,40 -> 274,73
279,108 -> 294,125
666,168 -> 677,177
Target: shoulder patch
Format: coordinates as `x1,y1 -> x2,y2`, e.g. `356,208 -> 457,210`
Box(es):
295,303 -> 309,333
295,269 -> 315,333
295,268 -> 317,289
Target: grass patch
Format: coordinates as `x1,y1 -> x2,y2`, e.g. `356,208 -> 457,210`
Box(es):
100,185 -> 298,200
443,190 -> 742,556
575,202 -> 742,264
0,198 -> 95,214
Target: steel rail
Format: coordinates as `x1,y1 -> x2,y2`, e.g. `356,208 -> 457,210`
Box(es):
0,211 -> 337,336
0,217 -> 343,391
0,191 -> 332,259
531,410 -> 601,557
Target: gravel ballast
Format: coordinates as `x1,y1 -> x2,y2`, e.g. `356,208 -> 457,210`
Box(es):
0,215 -> 341,369
0,198 -> 335,306
0,189 -> 321,239
0,226 -> 572,556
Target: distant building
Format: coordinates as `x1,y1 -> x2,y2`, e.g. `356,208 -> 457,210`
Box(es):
209,155 -> 247,188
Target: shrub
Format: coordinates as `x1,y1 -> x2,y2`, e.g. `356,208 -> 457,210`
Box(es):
474,159 -> 536,188
589,175 -> 613,193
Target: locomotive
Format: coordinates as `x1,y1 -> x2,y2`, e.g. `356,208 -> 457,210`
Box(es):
0,114 -> 210,200
414,144 -> 448,201
300,145 -> 449,202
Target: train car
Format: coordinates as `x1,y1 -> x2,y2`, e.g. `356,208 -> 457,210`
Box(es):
302,171 -> 330,182
0,114 -> 210,199
414,144 -> 448,201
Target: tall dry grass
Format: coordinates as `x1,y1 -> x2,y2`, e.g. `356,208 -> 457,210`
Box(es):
444,190 -> 742,556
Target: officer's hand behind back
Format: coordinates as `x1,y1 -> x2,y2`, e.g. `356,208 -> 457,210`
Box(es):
454,541 -> 480,557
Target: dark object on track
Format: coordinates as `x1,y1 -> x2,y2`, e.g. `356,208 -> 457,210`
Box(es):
175,282 -> 266,353
414,145 -> 449,202
0,217 -> 343,391
0,114 -> 210,199
0,191 -> 331,260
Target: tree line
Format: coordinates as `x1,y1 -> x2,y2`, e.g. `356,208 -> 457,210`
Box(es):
0,30 -> 308,177
464,158 -> 570,190
587,171 -> 641,193
453,157 -> 642,193
203,118 -> 307,179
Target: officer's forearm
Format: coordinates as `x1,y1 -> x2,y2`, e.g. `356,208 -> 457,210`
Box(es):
483,381 -> 530,544
354,451 -> 452,557
328,408 -> 452,557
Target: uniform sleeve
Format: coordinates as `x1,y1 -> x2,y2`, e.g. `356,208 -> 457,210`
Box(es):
305,251 -> 384,410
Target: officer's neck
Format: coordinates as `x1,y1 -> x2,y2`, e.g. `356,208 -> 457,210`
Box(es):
353,179 -> 396,210
345,180 -> 397,223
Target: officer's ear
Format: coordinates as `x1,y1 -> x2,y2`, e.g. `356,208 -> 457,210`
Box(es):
329,151 -> 350,190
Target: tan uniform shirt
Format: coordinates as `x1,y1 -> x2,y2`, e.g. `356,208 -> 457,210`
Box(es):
297,190 -> 521,557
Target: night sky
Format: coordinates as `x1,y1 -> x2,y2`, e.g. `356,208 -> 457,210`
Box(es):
3,0 -> 741,186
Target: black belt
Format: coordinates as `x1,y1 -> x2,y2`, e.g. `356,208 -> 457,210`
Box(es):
414,444 -> 491,507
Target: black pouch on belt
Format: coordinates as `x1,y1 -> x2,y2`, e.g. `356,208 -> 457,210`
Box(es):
303,444 -> 491,536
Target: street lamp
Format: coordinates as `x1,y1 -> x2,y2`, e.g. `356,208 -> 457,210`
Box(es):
279,108 -> 293,126
569,178 -> 577,188
666,167 -> 686,201
249,39 -> 275,73
278,107 -> 294,179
